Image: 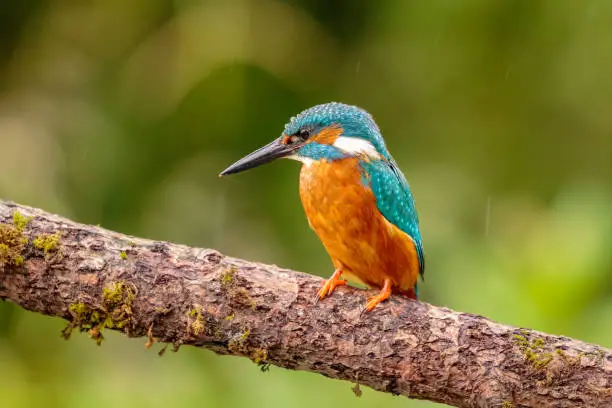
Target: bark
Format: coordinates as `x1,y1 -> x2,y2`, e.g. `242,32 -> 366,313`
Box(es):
0,200 -> 610,408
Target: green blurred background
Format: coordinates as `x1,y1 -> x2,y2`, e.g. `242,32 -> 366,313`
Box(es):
1,1 -> 611,407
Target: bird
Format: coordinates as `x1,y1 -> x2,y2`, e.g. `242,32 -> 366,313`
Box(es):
220,102 -> 424,312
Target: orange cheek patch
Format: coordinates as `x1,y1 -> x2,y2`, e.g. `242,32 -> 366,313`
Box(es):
310,125 -> 343,145
281,135 -> 291,145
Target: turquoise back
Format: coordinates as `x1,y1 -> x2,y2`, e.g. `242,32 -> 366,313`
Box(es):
360,158 -> 425,278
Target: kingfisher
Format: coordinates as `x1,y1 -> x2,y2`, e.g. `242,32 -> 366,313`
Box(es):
220,102 -> 424,312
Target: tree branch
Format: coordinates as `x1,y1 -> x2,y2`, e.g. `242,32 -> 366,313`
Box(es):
0,200 -> 610,408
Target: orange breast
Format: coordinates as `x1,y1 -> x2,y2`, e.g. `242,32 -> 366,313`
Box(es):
299,158 -> 420,292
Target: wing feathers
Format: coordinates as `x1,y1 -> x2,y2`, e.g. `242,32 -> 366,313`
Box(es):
361,158 -> 425,277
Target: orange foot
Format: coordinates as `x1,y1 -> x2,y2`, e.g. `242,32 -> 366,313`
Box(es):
316,269 -> 346,302
362,279 -> 392,313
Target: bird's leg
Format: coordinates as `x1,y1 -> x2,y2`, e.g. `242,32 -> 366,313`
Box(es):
316,268 -> 346,302
362,279 -> 392,313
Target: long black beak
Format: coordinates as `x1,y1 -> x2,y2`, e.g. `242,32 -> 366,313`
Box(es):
219,137 -> 297,176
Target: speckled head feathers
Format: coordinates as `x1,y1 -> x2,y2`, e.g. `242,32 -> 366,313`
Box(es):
284,102 -> 390,159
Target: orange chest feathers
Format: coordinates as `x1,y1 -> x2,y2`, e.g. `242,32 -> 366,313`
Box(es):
298,158 -> 420,292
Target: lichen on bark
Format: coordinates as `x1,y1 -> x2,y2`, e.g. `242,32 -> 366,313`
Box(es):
0,200 -> 610,408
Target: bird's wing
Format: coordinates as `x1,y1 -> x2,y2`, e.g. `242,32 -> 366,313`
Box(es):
362,158 -> 425,278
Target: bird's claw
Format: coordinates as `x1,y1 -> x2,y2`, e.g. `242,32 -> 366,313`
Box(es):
313,270 -> 346,304
360,296 -> 381,315
359,279 -> 392,315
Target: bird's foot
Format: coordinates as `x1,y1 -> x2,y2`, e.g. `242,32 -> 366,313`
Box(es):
315,269 -> 346,303
361,279 -> 392,314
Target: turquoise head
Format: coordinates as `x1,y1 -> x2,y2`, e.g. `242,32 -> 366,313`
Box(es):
220,102 -> 389,176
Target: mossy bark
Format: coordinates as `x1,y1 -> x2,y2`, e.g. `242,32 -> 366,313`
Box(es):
0,200 -> 610,408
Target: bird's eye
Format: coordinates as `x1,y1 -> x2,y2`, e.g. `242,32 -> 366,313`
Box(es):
289,128 -> 311,144
297,128 -> 311,139
282,127 -> 313,145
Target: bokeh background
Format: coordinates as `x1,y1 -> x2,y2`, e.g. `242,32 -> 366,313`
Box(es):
1,1 -> 612,407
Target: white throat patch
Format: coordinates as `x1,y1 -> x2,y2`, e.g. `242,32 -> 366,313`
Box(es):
333,136 -> 380,159
287,155 -> 315,167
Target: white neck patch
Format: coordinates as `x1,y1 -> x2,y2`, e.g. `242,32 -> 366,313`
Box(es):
287,155 -> 315,167
333,136 -> 381,159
